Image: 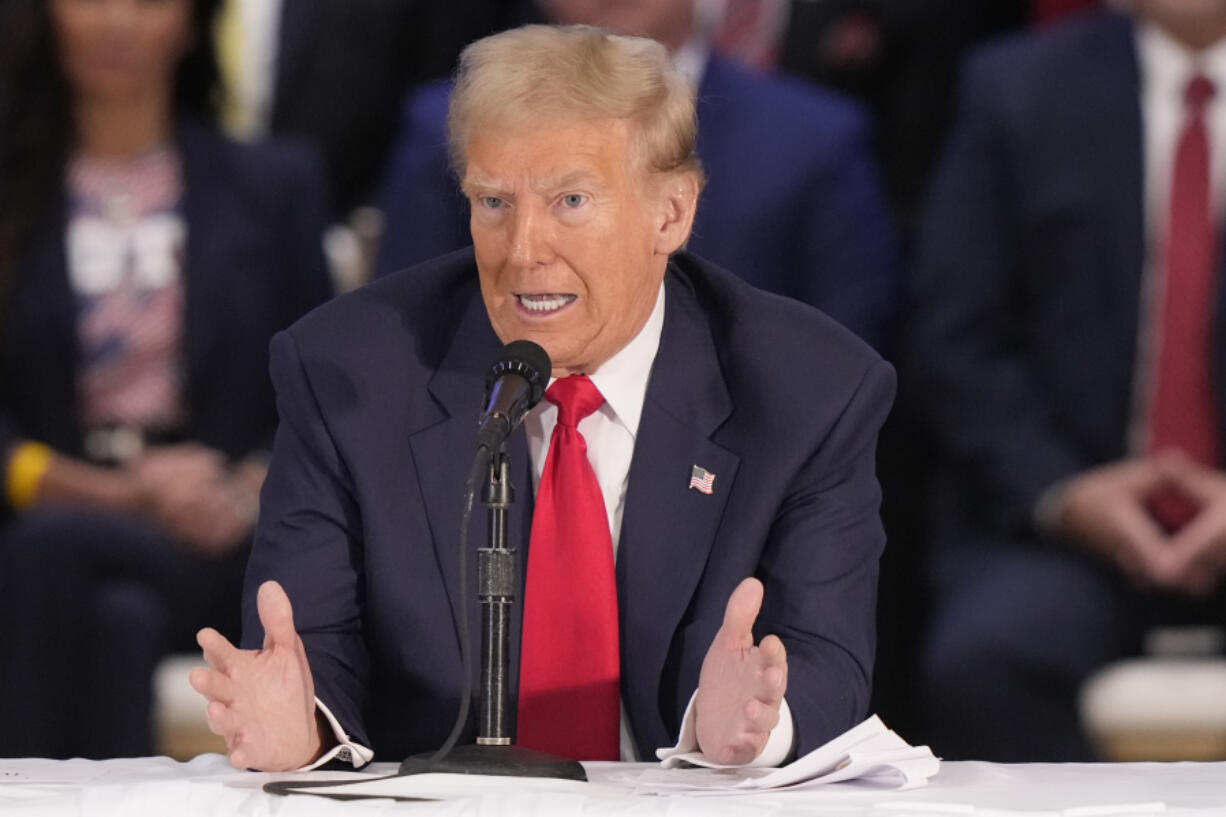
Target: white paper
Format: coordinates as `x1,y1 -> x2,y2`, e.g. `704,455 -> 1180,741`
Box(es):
635,714 -> 939,794
265,715 -> 938,802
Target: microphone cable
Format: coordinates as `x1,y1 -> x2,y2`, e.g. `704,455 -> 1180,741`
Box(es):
428,447 -> 489,763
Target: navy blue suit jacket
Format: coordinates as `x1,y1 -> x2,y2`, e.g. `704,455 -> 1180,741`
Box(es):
374,56 -> 899,349
908,11 -> 1226,539
244,248 -> 894,761
0,120 -> 332,489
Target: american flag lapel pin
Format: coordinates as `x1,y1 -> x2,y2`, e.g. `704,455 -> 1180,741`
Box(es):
689,464 -> 715,495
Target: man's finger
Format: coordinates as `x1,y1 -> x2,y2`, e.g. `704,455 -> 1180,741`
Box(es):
197,627 -> 240,670
206,700 -> 240,737
719,577 -> 764,646
257,580 -> 298,650
743,696 -> 781,732
761,663 -> 787,699
757,635 -> 788,703
1156,450 -> 1219,498
1162,507 -> 1226,588
189,666 -> 236,704
228,744 -> 251,770
1111,500 -> 1171,580
759,634 -> 786,665
719,736 -> 762,766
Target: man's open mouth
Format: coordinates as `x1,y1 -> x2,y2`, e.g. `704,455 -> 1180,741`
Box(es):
515,293 -> 577,314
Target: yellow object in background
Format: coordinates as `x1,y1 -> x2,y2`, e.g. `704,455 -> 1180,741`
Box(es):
6,441 -> 52,510
214,0 -> 251,136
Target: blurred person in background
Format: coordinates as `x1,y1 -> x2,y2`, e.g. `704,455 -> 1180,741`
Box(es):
376,0 -> 899,352
910,0 -> 1226,761
713,0 -> 1093,233
212,0 -> 506,222
779,0 -> 1029,235
0,0 -> 331,758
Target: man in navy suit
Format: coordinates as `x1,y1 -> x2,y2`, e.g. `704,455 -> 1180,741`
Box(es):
375,0 -> 898,351
191,24 -> 894,771
911,1 -> 1226,761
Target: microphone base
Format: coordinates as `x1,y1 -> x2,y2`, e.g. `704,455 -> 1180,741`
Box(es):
398,743 -> 587,781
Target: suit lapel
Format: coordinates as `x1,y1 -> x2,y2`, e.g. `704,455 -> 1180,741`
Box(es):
407,296 -> 533,682
617,267 -> 739,746
1092,15 -> 1145,352
1059,14 -> 1143,445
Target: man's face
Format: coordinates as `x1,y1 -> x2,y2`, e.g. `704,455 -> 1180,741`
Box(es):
464,118 -> 673,376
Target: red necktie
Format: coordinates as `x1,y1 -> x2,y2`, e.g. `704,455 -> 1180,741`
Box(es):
1147,74 -> 1220,530
517,375 -> 620,760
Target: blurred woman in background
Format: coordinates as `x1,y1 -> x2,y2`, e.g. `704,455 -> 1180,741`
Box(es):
0,0 -> 332,758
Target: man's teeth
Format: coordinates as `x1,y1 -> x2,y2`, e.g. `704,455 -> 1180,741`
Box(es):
517,294 -> 574,312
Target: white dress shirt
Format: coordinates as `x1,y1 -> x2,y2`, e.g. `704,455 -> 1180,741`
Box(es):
310,283 -> 792,768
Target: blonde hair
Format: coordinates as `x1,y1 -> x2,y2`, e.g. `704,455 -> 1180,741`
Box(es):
448,24 -> 704,187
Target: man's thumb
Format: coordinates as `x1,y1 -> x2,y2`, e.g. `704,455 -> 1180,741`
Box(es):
720,577 -> 764,643
258,580 -> 298,649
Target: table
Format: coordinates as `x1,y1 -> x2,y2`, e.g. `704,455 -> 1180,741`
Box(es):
3,755 -> 1226,815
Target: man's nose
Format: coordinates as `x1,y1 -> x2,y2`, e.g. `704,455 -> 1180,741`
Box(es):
508,204 -> 554,268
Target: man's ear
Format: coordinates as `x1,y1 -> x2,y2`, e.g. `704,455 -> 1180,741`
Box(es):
653,171 -> 700,257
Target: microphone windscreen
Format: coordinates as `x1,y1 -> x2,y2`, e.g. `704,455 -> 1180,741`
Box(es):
485,340 -> 552,409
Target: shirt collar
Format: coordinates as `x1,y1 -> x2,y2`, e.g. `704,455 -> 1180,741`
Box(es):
563,281 -> 665,439
1138,20 -> 1226,103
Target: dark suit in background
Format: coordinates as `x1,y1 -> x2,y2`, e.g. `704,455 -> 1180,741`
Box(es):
908,11 -> 1226,761
781,0 -> 1028,233
374,55 -> 899,351
243,249 -> 894,760
0,121 -> 333,758
269,0 -> 504,217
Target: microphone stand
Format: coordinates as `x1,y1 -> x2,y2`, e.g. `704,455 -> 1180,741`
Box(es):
400,444 -> 585,781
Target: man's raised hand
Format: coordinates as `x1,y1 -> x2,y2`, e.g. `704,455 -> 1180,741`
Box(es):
694,577 -> 788,765
189,581 -> 328,770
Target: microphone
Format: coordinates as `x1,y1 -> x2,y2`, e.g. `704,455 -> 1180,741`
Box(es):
476,340 -> 551,452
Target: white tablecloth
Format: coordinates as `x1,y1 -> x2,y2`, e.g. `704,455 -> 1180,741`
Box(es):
2,755 -> 1226,816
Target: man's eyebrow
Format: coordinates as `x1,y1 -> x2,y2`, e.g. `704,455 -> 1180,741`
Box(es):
460,175 -> 504,196
534,170 -> 601,193
461,169 -> 604,197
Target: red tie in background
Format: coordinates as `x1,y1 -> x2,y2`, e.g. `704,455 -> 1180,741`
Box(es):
1147,75 -> 1220,531
517,375 -> 620,760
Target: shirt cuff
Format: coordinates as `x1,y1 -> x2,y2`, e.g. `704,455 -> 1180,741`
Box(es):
295,697 -> 375,770
655,691 -> 795,768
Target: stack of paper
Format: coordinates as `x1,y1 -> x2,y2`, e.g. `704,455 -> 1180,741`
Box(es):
632,714 -> 939,794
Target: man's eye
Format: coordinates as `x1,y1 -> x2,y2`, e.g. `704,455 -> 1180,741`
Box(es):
561,194 -> 586,208
483,197 -> 504,209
